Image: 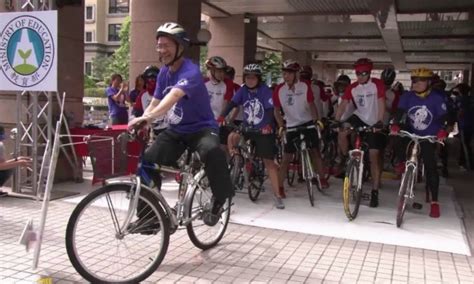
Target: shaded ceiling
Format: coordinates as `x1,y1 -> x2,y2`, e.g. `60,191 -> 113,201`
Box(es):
202,0 -> 474,70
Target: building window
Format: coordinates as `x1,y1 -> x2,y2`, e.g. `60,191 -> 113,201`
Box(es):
85,62 -> 92,76
85,6 -> 94,20
85,31 -> 93,42
108,24 -> 121,41
109,0 -> 129,14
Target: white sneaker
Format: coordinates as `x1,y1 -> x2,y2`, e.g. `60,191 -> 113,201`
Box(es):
274,196 -> 285,209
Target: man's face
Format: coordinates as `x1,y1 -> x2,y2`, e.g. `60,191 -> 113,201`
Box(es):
283,71 -> 296,84
210,68 -> 225,82
156,36 -> 179,65
245,74 -> 259,89
355,70 -> 370,84
112,77 -> 122,88
411,77 -> 429,93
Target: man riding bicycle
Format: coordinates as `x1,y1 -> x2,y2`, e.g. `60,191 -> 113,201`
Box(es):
334,58 -> 386,208
128,22 -> 233,226
390,67 -> 448,218
273,60 -> 329,196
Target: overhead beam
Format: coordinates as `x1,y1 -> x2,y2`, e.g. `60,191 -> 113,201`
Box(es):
372,0 -> 407,70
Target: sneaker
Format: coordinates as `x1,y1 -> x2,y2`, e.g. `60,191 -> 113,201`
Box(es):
369,189 -> 379,208
429,203 -> 440,218
0,191 -> 8,197
203,198 -> 225,226
459,165 -> 467,172
274,196 -> 285,209
127,218 -> 160,235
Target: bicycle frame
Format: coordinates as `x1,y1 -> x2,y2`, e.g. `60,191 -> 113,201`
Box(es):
286,125 -> 317,180
348,133 -> 365,192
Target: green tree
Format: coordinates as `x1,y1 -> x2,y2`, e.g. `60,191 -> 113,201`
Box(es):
84,75 -> 96,89
106,16 -> 131,81
91,55 -> 112,82
199,46 -> 208,75
261,52 -> 282,84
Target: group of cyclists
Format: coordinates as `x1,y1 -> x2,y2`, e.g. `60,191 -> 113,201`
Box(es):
129,21 -> 473,222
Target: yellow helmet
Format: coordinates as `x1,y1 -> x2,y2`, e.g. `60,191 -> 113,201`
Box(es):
411,68 -> 433,79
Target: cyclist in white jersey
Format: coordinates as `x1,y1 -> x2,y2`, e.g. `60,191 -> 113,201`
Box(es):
334,58 -> 386,208
274,60 -> 329,196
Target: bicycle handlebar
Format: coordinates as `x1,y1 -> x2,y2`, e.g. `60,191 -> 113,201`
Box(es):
286,124 -> 316,133
395,130 -> 443,145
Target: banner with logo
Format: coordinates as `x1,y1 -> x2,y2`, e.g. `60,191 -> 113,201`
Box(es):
0,11 -> 57,92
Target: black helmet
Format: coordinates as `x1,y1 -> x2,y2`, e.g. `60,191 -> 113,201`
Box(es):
381,67 -> 396,86
336,75 -> 351,85
225,66 -> 236,78
156,22 -> 189,46
143,65 -> 159,79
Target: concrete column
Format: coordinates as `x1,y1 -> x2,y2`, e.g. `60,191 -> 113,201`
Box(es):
470,64 -> 474,94
282,51 -> 312,67
208,15 -> 257,84
130,0 -> 201,83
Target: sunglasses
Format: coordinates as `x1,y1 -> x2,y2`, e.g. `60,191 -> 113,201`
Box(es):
355,71 -> 370,77
411,77 -> 429,83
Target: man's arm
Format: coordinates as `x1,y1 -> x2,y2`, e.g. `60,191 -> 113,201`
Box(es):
274,107 -> 285,129
377,97 -> 385,122
143,88 -> 184,121
309,102 -> 319,121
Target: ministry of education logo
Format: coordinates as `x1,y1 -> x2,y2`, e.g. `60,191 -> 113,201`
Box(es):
0,15 -> 55,88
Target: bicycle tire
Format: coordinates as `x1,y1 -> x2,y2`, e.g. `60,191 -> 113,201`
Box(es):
302,150 -> 315,206
186,174 -> 231,250
342,159 -> 362,220
322,140 -> 337,181
248,158 -> 264,201
229,154 -> 244,192
287,154 -> 298,186
396,166 -> 415,228
65,184 -> 170,284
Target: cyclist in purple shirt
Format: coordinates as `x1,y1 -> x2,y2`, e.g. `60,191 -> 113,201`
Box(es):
106,73 -> 129,125
128,22 -> 233,226
390,68 -> 448,218
217,64 -> 284,209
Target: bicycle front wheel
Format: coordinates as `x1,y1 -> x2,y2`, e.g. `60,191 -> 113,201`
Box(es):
248,158 -> 264,201
343,159 -> 362,220
287,154 -> 298,186
229,153 -> 244,192
396,166 -> 415,228
302,150 -> 315,206
186,174 -> 231,250
65,184 -> 170,284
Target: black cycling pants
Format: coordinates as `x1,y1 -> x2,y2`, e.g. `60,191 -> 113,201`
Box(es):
143,128 -> 233,203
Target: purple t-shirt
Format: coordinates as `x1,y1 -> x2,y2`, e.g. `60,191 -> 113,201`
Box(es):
153,58 -> 217,134
106,86 -> 128,119
398,90 -> 447,136
232,84 -> 274,130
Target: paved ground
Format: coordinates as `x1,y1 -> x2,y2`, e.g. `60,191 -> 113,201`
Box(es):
1,189 -> 473,283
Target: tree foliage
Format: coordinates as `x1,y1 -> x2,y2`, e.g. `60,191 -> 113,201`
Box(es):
261,52 -> 282,84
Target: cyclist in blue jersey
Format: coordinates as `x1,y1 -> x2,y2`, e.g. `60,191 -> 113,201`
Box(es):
128,22 -> 233,226
390,68 -> 448,218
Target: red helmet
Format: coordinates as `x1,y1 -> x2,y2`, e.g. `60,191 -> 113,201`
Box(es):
282,59 -> 301,72
354,58 -> 373,72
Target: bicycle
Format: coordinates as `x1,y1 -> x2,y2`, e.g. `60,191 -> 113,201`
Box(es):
341,125 -> 377,221
285,124 -> 322,207
392,130 -> 442,228
65,130 -> 232,284
228,124 -> 265,201
320,121 -> 339,181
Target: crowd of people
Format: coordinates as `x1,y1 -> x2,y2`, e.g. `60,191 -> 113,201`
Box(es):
105,21 -> 474,221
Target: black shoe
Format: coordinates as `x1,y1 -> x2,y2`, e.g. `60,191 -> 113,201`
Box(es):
126,217 -> 160,235
369,190 -> 379,208
441,168 -> 449,178
203,198 -> 225,226
0,191 -> 8,197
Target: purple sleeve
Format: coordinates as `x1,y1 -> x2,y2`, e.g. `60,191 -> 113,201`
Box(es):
397,91 -> 409,111
172,71 -> 202,99
106,87 -> 116,98
232,87 -> 244,105
263,87 -> 274,110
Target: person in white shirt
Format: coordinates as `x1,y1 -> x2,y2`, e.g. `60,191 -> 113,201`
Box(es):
274,60 -> 329,197
140,65 -> 168,137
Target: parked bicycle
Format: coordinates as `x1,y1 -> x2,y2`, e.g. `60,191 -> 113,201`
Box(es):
392,130 -> 442,227
65,130 -> 232,284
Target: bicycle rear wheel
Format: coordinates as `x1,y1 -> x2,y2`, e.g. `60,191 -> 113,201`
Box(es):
65,184 -> 170,284
342,159 -> 362,220
229,153 -> 244,192
396,166 -> 415,228
186,174 -> 231,250
322,140 -> 337,181
248,158 -> 264,201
